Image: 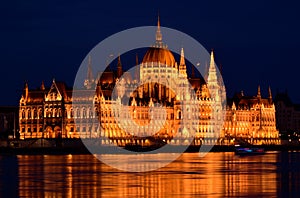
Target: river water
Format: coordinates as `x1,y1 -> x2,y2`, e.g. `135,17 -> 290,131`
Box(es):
0,152 -> 299,197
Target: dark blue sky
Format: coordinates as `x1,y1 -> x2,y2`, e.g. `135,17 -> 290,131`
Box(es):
0,0 -> 299,105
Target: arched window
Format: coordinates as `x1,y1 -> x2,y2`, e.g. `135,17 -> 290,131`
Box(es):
22,110 -> 25,119
95,107 -> 98,116
48,109 -> 52,117
38,108 -> 42,119
53,109 -> 57,117
70,108 -> 74,118
44,108 -> 48,118
83,108 -> 87,118
58,108 -> 62,117
177,110 -> 181,119
76,108 -> 80,118
89,107 -> 93,118
27,109 -> 31,119
33,109 -> 37,119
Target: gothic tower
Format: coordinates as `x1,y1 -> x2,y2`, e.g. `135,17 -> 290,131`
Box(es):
207,50 -> 219,98
84,55 -> 94,89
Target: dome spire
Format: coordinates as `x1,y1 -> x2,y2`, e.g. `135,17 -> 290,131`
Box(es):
155,13 -> 163,47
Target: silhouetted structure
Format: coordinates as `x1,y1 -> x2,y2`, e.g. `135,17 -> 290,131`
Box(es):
0,106 -> 18,139
275,92 -> 300,139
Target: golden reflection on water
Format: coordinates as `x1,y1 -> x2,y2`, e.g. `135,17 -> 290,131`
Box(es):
15,152 -> 283,197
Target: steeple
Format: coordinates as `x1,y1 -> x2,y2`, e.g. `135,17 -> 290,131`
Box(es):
268,86 -> 272,102
117,54 -> 123,78
40,81 -> 45,91
210,50 -> 216,71
134,53 -> 139,81
155,14 -> 163,47
87,55 -> 94,81
180,47 -> 185,66
207,50 -> 218,91
96,80 -> 102,98
84,55 -> 95,89
232,101 -> 236,110
191,65 -> 195,78
179,48 -> 187,77
24,81 -> 28,100
136,53 -> 139,66
257,85 -> 261,98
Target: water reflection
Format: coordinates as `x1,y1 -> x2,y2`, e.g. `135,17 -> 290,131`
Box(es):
276,152 -> 300,197
0,155 -> 18,197
0,152 -> 299,197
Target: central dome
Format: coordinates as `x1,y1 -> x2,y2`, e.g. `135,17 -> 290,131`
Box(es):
142,47 -> 176,67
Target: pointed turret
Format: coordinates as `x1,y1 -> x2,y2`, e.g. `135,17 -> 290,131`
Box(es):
24,81 -> 28,101
134,53 -> 139,81
154,14 -> 164,48
232,101 -> 236,110
149,97 -> 154,107
180,47 -> 185,66
84,55 -> 95,89
117,55 -> 123,78
155,14 -> 163,47
268,86 -> 272,103
240,90 -> 244,96
191,65 -> 195,78
179,48 -> 187,77
207,50 -> 219,95
257,85 -> 261,98
87,55 -> 94,81
131,97 -> 137,106
96,80 -> 102,98
209,50 -> 216,71
40,81 -> 45,91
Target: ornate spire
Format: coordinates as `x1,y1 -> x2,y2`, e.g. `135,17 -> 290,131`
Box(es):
87,55 -> 93,80
40,81 -> 45,91
134,53 -> 139,81
155,14 -> 163,47
131,97 -> 137,106
24,81 -> 28,101
84,55 -> 94,89
117,54 -> 123,78
180,47 -> 185,66
257,85 -> 261,98
136,53 -> 139,66
191,65 -> 195,78
232,101 -> 236,110
179,48 -> 187,77
268,86 -> 272,98
96,79 -> 102,97
210,50 -> 216,71
268,86 -> 272,102
207,50 -> 218,90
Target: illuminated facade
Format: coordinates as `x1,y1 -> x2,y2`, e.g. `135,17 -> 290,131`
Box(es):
224,87 -> 278,140
19,18 -> 279,143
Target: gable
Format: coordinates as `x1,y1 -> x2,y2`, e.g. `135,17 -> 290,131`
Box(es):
45,81 -> 62,101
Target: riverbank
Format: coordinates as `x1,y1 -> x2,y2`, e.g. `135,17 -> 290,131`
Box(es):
1,140 -> 300,155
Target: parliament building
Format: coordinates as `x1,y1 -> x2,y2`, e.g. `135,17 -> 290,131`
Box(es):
19,18 -> 279,145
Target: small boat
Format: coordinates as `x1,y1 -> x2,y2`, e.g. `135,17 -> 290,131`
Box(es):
234,145 -> 265,155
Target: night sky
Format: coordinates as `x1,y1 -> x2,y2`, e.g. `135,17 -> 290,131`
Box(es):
1,0 -> 299,106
